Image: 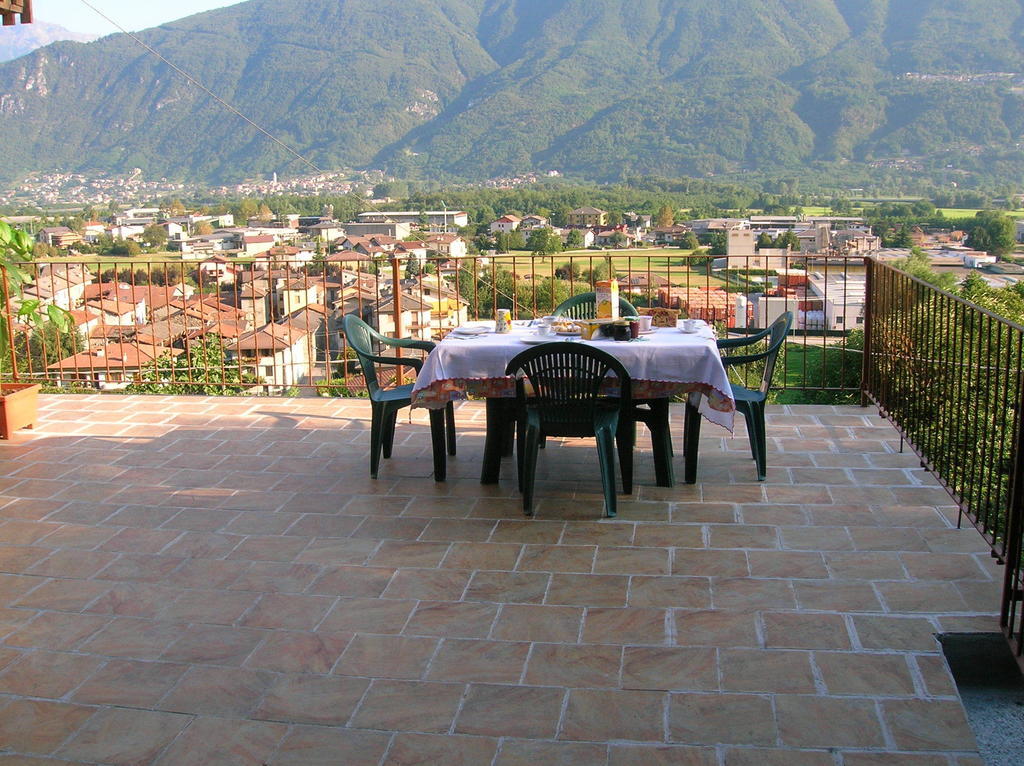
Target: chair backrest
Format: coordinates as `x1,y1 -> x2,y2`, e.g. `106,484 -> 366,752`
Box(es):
722,311 -> 793,394
504,342 -> 631,437
552,292 -> 639,320
343,313 -> 385,395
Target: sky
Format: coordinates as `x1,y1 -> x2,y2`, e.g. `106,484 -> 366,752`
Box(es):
40,1 -> 243,35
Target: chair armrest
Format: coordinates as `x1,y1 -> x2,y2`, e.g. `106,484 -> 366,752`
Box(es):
717,324 -> 773,349
382,336 -> 435,353
721,351 -> 770,367
367,354 -> 424,373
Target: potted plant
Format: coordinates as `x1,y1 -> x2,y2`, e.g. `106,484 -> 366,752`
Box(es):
0,220 -> 69,438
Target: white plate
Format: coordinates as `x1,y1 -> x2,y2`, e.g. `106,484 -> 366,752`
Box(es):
451,326 -> 490,337
520,335 -> 561,345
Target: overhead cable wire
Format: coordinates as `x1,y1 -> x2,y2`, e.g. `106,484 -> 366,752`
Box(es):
77,0 -> 325,176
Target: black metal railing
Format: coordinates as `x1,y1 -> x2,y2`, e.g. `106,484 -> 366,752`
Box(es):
862,257 -> 1024,663
1,251 -> 867,400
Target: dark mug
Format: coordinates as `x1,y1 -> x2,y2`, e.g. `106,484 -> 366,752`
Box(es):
612,323 -> 631,341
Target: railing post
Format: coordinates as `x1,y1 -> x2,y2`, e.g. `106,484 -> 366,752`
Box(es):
0,265 -> 19,383
860,256 -> 874,408
391,256 -> 404,385
1002,368 -> 1024,662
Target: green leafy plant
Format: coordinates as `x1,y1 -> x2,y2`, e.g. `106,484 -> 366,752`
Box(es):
0,220 -> 72,357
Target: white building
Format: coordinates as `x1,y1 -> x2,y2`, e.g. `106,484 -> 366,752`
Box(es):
806,273 -> 866,332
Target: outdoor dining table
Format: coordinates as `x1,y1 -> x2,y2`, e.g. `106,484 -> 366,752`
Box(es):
411,320 -> 735,484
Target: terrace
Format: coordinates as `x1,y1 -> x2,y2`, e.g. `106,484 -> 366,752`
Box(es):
0,394 -> 997,764
0,254 -> 1021,762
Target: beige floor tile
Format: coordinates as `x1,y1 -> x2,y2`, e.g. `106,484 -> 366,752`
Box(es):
669,692 -> 776,745
525,643 -> 621,688
762,612 -> 852,649
274,726 -> 390,766
495,739 -> 609,766
253,674 -> 369,726
776,695 -> 886,748
152,717 -> 288,766
455,683 -> 565,738
335,633 -> 438,679
56,708 -> 191,765
427,638 -> 530,684
561,688 -> 665,742
351,679 -> 465,733
609,744 -> 718,765
384,733 -> 499,766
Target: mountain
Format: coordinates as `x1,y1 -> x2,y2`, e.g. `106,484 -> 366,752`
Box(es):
0,0 -> 1023,186
0,20 -> 97,63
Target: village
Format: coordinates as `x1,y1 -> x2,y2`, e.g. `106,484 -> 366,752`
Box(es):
10,203 -> 1017,393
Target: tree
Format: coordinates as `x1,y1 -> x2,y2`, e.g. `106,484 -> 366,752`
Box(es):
897,248 -> 958,291
756,232 -> 774,249
606,211 -> 623,226
609,231 -> 628,248
655,204 -> 675,227
109,240 -> 141,256
565,229 -> 585,250
773,231 -> 799,250
525,227 -> 562,255
969,210 -> 1016,255
507,230 -> 526,251
679,232 -> 700,250
142,224 -> 168,249
194,221 -> 214,236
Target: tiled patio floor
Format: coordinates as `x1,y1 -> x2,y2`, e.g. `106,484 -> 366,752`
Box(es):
0,394 -> 1002,765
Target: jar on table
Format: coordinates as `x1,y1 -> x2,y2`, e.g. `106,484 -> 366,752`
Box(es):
495,309 -> 512,334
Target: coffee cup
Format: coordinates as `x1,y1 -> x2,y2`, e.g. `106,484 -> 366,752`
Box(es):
682,318 -> 698,332
638,315 -> 653,333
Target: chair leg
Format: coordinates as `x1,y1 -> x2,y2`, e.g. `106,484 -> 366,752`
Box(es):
616,417 -> 634,496
445,402 -> 457,456
750,403 -> 767,481
429,407 -> 447,482
381,410 -> 398,459
522,426 -> 540,516
683,395 -> 702,484
369,403 -> 385,479
515,416 -> 527,490
596,428 -> 618,517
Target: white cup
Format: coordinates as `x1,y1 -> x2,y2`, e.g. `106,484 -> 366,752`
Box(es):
638,315 -> 653,333
682,318 -> 698,332
535,324 -> 552,336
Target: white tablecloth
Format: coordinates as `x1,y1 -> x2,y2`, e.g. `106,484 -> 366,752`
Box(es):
412,322 -> 734,431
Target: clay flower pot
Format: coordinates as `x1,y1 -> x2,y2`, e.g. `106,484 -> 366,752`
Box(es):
0,382 -> 40,439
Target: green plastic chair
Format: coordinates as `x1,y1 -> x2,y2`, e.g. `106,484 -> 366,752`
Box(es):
552,291 -> 639,320
343,314 -> 455,481
505,342 -> 632,517
683,311 -> 793,482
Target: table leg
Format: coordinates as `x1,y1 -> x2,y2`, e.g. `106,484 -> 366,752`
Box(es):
429,407 -> 447,482
649,398 -> 675,487
683,393 -> 702,484
482,398 -> 511,484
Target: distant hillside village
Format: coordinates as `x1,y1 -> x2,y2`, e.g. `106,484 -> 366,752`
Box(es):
6,204 -> 1019,392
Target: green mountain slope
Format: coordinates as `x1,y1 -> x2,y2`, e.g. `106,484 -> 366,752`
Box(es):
1,0 -> 1023,185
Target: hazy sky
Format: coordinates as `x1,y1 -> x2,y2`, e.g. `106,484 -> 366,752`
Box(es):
40,1 -> 243,35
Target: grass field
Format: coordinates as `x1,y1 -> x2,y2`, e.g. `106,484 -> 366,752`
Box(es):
490,248 -> 731,288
